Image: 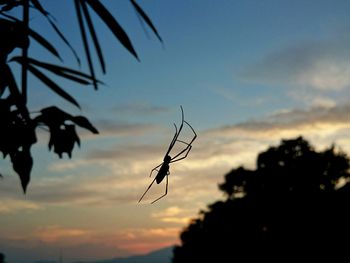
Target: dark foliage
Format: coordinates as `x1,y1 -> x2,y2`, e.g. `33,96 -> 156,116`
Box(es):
0,0 -> 161,192
173,137 -> 350,262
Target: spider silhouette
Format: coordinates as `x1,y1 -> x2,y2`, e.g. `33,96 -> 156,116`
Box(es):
138,106 -> 197,204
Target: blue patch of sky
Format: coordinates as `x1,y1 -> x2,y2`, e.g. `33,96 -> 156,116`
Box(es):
15,0 -> 350,131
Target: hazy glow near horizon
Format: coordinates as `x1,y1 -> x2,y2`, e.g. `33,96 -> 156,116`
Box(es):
2,1 -> 350,262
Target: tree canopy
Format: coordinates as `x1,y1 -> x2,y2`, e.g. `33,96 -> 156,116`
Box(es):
173,137 -> 350,262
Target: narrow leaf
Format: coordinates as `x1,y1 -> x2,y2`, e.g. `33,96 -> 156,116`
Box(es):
30,0 -> 48,15
47,18 -> 81,66
21,0 -> 29,104
1,1 -> 21,12
0,12 -> 17,21
27,65 -> 80,108
80,0 -> 106,74
11,56 -> 102,85
28,28 -> 62,60
130,0 -> 162,42
15,58 -> 90,84
75,0 -> 98,90
72,116 -> 99,134
39,68 -> 91,85
85,0 -> 139,60
27,0 -> 81,65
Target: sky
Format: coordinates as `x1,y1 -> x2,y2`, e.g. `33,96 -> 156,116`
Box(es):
2,0 -> 350,262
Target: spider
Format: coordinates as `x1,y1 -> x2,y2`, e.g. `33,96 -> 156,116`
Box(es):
138,106 -> 197,204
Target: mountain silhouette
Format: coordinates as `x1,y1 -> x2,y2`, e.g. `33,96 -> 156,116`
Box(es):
32,247 -> 172,263
78,247 -> 172,263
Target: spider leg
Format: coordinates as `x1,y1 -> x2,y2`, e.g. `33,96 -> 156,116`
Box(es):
165,123 -> 180,156
184,120 -> 197,144
138,176 -> 158,203
170,140 -> 191,161
170,145 -> 192,163
170,119 -> 197,162
151,171 -> 169,204
150,162 -> 163,177
165,106 -> 185,156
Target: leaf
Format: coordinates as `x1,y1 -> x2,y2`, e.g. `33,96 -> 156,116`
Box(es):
72,116 -> 99,134
48,124 -> 80,158
26,65 -> 80,108
80,0 -> 106,74
0,0 -> 21,12
29,0 -> 81,66
85,0 -> 139,60
74,0 -> 98,90
0,0 -> 12,5
34,106 -> 98,134
130,0 -> 162,42
30,0 -> 48,15
28,28 -> 62,60
10,149 -> 33,193
12,56 -> 91,85
47,18 -> 81,66
0,18 -> 29,50
0,15 -> 61,60
42,69 -> 91,85
11,56 -> 102,84
34,106 -> 73,127
21,0 -> 29,104
2,64 -> 24,106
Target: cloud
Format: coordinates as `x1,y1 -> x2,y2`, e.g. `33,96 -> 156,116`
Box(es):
159,103 -> 350,204
0,235 -> 130,263
2,224 -> 179,262
82,119 -> 158,138
24,174 -> 140,206
6,103 -> 350,211
151,103 -> 350,210
5,101 -> 350,263
111,102 -> 170,116
209,86 -> 272,106
4,104 -> 350,263
34,225 -> 90,243
0,199 -> 42,214
240,36 -> 350,91
207,103 -> 350,139
117,227 -> 180,253
86,143 -> 162,161
152,206 -> 193,224
19,102 -> 350,210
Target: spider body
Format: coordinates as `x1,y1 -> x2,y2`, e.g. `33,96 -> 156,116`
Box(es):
138,106 -> 197,204
156,155 -> 171,184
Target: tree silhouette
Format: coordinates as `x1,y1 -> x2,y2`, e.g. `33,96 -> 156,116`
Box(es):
173,137 -> 350,262
0,0 -> 161,192
0,253 -> 5,263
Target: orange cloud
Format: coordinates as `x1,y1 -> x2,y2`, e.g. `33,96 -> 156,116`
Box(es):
35,225 -> 90,243
0,200 -> 42,214
152,206 -> 193,224
117,227 -> 180,254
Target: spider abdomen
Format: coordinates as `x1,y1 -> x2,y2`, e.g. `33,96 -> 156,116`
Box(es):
156,163 -> 169,184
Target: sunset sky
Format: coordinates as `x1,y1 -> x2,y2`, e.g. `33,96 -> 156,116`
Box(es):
2,0 -> 350,262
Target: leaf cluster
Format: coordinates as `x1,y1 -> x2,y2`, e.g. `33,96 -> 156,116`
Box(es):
0,0 -> 161,192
